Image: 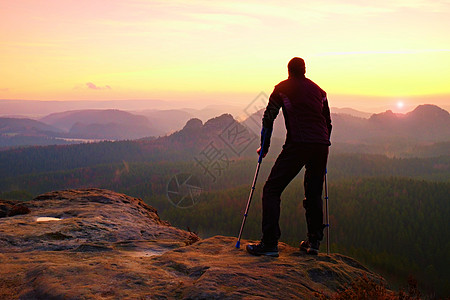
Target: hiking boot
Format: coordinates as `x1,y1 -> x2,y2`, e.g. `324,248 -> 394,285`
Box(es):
300,239 -> 320,255
246,242 -> 279,257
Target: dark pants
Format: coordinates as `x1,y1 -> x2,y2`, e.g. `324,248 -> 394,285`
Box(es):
261,143 -> 329,246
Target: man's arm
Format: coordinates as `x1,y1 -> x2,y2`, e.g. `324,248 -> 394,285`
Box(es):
260,88 -> 283,154
322,96 -> 332,141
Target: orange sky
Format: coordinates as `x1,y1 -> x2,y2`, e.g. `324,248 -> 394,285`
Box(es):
1,0 -> 449,112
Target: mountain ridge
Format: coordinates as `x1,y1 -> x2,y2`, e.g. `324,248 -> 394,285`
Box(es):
1,105 -> 449,155
244,104 -> 450,144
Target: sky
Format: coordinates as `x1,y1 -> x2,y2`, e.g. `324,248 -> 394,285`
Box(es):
1,0 -> 449,112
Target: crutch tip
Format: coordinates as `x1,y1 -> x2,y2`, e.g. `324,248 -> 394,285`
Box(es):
235,241 -> 241,248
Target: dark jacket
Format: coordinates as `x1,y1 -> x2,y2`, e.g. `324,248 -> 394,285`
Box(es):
261,75 -> 332,151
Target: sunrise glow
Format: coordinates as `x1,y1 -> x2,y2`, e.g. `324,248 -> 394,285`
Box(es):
1,0 -> 449,110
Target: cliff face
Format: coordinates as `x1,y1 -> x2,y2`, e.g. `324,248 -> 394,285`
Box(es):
0,189 -> 385,299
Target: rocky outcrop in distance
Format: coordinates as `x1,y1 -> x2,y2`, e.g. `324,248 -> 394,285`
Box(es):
0,189 -> 387,299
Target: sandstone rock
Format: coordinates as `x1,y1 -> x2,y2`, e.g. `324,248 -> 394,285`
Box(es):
0,199 -> 30,218
0,189 -> 192,253
0,189 -> 388,299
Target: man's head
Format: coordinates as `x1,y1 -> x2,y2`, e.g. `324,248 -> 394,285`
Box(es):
288,57 -> 306,78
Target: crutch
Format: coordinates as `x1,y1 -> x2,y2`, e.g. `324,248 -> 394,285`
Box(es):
324,168 -> 330,255
235,130 -> 268,248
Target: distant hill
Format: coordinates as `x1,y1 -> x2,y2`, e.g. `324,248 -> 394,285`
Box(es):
0,117 -> 62,135
39,109 -> 154,140
134,109 -> 194,136
367,104 -> 450,142
331,107 -> 372,118
67,122 -> 149,140
145,113 -> 258,159
0,110 -> 157,148
0,118 -> 70,148
41,109 -> 149,130
181,104 -> 245,122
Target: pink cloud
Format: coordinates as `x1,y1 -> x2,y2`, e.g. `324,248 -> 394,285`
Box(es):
86,82 -> 112,90
0,88 -> 9,92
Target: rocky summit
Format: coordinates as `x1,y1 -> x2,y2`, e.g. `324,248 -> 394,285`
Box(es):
1,189 -> 386,299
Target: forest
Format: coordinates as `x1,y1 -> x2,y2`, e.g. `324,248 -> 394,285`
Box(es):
0,136 -> 449,296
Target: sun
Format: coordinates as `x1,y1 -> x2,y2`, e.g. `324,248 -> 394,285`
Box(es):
396,101 -> 404,109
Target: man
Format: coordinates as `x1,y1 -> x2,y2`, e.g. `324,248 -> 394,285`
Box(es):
247,57 -> 332,257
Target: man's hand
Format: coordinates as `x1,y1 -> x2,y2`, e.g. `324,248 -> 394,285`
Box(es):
257,147 -> 267,158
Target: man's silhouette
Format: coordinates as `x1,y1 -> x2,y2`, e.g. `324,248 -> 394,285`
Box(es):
247,57 -> 332,257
